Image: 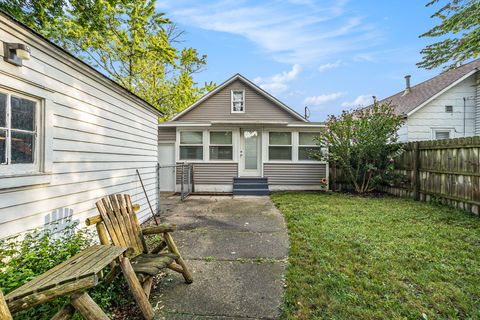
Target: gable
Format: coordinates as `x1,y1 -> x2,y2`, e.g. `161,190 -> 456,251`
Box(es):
174,78 -> 303,122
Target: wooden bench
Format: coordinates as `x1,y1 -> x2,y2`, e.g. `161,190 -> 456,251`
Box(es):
85,194 -> 193,320
4,245 -> 127,319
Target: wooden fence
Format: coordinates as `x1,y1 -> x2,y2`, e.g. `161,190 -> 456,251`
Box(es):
330,136 -> 480,215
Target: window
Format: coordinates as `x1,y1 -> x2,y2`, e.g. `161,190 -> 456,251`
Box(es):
268,132 -> 292,160
434,130 -> 451,140
209,131 -> 233,160
179,131 -> 203,160
298,132 -> 321,161
445,105 -> 453,113
0,91 -> 38,172
231,90 -> 245,113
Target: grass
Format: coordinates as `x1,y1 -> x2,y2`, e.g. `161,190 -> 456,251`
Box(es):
271,192 -> 480,320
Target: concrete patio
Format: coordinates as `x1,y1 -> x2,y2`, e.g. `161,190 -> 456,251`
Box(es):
151,195 -> 289,319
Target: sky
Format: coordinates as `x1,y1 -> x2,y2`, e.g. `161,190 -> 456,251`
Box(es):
157,0 -> 444,121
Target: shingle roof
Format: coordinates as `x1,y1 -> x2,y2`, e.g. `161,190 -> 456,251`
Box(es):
378,58 -> 480,116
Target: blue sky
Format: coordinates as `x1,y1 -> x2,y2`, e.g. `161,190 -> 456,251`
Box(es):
158,0 -> 443,121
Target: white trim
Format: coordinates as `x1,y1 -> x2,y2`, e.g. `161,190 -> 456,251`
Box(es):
170,74 -> 307,122
231,90 -> 245,113
407,70 -> 478,117
431,127 -> 455,140
159,123 -> 211,127
286,123 -> 326,128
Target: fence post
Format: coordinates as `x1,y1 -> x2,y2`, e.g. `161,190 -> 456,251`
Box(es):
412,142 -> 420,201
181,164 -> 185,201
190,164 -> 195,193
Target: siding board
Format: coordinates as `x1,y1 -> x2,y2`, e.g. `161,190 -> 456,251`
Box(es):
264,163 -> 327,185
177,79 -> 301,122
176,162 -> 238,185
158,127 -> 176,141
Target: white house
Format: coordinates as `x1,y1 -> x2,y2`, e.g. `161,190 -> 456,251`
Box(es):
0,12 -> 161,238
378,59 -> 480,142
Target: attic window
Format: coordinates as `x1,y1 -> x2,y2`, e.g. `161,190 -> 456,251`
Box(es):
445,105 -> 453,113
231,90 -> 245,113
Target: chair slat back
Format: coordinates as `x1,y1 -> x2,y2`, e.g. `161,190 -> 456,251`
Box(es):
95,194 -> 146,255
0,290 -> 13,320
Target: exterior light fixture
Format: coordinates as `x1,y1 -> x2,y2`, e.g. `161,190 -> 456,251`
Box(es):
3,42 -> 31,66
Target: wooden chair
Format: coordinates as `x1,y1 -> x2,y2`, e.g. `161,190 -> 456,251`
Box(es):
0,290 -> 12,320
86,194 -> 192,319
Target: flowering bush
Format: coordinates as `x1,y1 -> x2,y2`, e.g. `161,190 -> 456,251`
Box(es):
316,102 -> 405,193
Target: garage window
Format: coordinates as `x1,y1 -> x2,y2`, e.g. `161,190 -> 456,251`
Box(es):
0,90 -> 40,175
269,132 -> 292,160
209,131 -> 233,160
180,131 -> 203,160
298,132 -> 321,161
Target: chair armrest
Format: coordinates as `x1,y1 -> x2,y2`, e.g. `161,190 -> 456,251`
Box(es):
142,224 -> 176,235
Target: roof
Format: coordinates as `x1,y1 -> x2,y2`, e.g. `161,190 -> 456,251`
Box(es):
170,73 -> 308,122
0,10 -> 162,116
378,58 -> 480,116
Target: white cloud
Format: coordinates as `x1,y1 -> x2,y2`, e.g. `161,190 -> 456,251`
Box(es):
254,64 -> 301,95
304,92 -> 345,106
164,0 -> 381,64
341,94 -> 373,107
318,60 -> 343,72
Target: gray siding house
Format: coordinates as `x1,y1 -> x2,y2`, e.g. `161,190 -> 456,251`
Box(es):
378,58 -> 480,142
158,74 -> 328,194
0,12 -> 161,238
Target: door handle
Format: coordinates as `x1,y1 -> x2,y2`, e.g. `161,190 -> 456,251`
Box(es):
240,150 -> 244,157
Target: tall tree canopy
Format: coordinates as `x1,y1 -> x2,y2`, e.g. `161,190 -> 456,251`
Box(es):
0,0 -> 214,119
418,0 -> 480,70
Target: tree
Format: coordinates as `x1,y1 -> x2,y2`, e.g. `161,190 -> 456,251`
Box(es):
316,103 -> 405,193
418,0 -> 480,70
0,0 -> 213,119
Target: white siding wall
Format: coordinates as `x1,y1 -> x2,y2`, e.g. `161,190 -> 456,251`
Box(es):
0,15 -> 159,238
407,75 -> 477,141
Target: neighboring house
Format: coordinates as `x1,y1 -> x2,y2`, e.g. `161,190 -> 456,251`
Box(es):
0,12 -> 161,238
378,58 -> 480,142
158,74 -> 328,195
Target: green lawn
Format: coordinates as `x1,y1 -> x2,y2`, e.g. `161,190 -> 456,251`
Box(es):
271,192 -> 480,320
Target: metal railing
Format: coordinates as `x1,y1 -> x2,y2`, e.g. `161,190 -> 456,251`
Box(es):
157,163 -> 194,202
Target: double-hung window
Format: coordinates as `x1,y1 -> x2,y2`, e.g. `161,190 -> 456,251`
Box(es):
298,132 -> 321,161
268,132 -> 292,160
0,90 -> 39,174
231,90 -> 245,113
209,131 -> 233,160
179,131 -> 203,160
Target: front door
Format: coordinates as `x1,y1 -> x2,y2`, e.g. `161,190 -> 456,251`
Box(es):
240,129 -> 261,177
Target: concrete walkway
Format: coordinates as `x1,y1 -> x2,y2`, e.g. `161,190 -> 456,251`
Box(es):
151,195 -> 289,319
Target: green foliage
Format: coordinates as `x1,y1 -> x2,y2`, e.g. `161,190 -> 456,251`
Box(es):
316,102 -> 405,193
0,221 -> 126,319
271,192 -> 480,319
418,0 -> 480,70
0,0 -> 214,119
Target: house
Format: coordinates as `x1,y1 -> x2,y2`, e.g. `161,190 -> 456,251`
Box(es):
0,12 -> 161,238
158,74 -> 328,195
378,58 -> 480,142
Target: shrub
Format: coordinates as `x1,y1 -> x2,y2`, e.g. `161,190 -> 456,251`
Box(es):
0,220 -> 126,319
317,102 -> 405,193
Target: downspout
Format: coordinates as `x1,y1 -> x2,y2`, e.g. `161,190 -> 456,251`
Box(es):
463,97 -> 466,137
